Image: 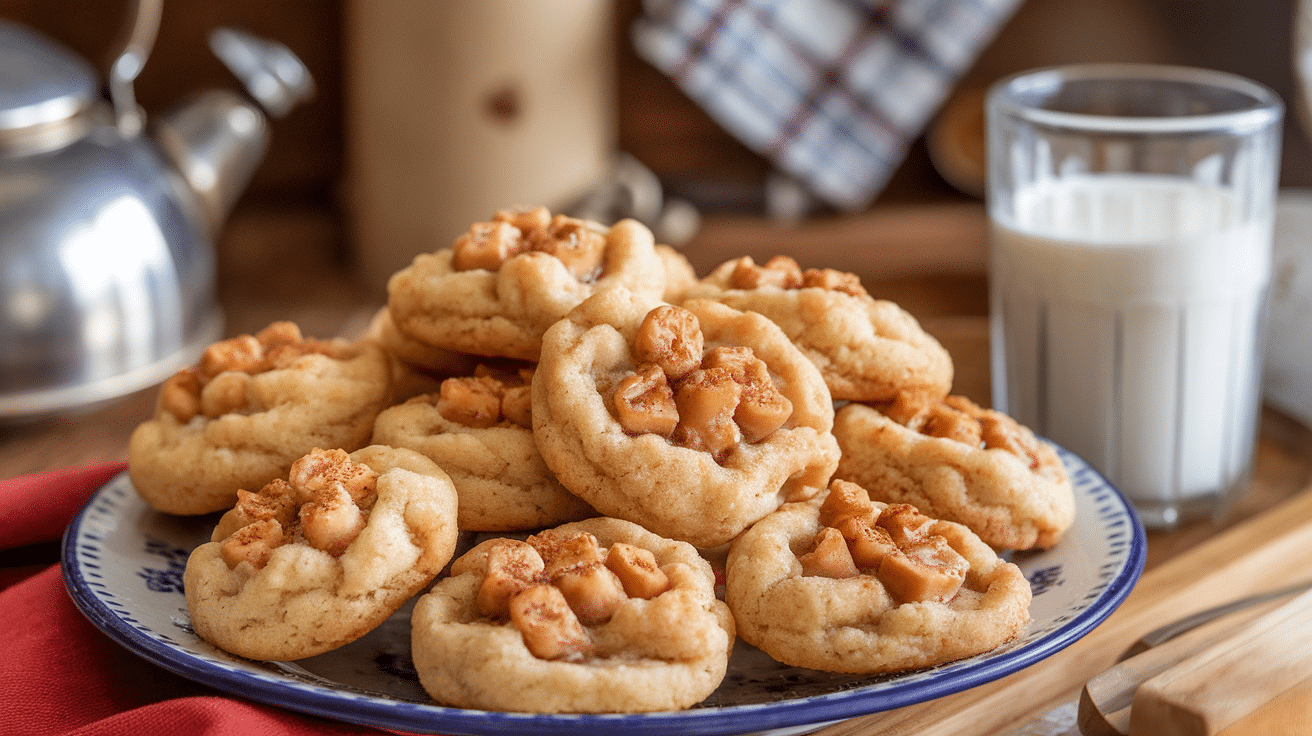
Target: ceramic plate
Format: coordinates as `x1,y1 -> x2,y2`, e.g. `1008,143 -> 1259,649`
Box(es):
62,446 -> 1144,736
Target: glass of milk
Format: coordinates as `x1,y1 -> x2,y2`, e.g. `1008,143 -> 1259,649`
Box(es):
986,64 -> 1283,528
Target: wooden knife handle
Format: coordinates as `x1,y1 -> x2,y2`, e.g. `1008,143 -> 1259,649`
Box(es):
1129,588 -> 1312,735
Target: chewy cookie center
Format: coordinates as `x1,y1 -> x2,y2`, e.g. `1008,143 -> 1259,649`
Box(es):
728,255 -> 868,298
886,394 -> 1048,471
799,480 -> 969,605
212,448 -> 380,569
435,365 -> 535,429
472,532 -> 672,662
451,206 -> 608,282
160,321 -> 357,422
611,305 -> 795,461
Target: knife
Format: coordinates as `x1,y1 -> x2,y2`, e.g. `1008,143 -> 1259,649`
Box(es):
1119,578 -> 1312,660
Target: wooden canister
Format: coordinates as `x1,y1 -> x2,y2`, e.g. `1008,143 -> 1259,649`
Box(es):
343,0 -> 617,292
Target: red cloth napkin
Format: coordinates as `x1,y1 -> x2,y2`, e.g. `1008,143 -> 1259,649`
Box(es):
0,463 -> 426,736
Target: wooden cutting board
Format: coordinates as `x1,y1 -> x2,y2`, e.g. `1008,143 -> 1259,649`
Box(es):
1128,588 -> 1312,735
1077,594 -> 1288,736
811,483 -> 1312,736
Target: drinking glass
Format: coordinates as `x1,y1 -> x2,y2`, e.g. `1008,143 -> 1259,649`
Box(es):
986,64 -> 1283,528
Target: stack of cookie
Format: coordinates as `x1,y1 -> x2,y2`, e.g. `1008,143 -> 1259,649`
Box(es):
126,206 -> 1074,713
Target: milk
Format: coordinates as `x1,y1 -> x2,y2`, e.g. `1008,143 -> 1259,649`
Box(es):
990,174 -> 1273,521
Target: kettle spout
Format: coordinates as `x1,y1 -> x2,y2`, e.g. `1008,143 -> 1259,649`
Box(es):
153,27 -> 314,237
155,90 -> 268,238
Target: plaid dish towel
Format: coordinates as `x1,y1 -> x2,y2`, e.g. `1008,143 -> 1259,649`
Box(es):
632,0 -> 1022,210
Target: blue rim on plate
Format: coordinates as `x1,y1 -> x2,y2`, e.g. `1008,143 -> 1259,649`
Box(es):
62,446 -> 1144,736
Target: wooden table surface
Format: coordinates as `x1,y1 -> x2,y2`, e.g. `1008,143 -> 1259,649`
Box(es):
3,201 -> 1311,732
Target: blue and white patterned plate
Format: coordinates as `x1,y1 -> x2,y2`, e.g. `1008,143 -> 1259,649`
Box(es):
62,446 -> 1143,736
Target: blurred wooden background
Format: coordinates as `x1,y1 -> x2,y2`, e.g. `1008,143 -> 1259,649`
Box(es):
6,0 -> 1307,212
2,0 -> 1308,320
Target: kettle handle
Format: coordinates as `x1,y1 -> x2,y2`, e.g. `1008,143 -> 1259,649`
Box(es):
107,0 -> 163,137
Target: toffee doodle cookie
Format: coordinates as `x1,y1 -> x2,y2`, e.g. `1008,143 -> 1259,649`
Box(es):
409,517 -> 734,713
129,321 -> 392,515
184,446 -> 460,661
725,479 -> 1031,674
387,206 -> 666,361
532,286 -> 840,549
832,397 -> 1075,551
684,255 -> 953,409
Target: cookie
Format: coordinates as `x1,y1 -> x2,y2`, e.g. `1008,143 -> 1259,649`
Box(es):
371,364 -> 596,531
184,446 -> 460,661
360,306 -> 480,401
685,255 -> 953,408
655,243 -> 698,303
532,286 -> 840,549
128,321 -> 393,515
833,398 -> 1075,550
387,207 -> 666,361
725,480 -> 1031,674
409,517 -> 734,713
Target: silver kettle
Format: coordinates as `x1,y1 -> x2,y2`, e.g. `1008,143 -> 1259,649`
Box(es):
0,0 -> 313,419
